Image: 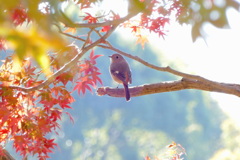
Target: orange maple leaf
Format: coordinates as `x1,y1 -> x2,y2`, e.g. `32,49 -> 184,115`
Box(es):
136,35 -> 149,49
145,154 -> 151,160
64,27 -> 76,34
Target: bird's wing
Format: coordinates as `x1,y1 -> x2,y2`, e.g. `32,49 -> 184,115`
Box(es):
110,69 -> 128,84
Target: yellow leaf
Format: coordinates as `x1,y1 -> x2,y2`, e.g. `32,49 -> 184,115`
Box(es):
32,50 -> 52,76
136,35 -> 149,49
172,141 -> 176,146
4,25 -> 66,76
12,55 -> 22,73
64,27 -> 76,34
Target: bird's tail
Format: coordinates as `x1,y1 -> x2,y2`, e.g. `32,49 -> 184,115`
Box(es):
123,83 -> 130,101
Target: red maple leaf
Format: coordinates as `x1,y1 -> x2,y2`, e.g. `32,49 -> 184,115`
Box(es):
131,26 -> 138,33
89,49 -> 103,63
83,13 -> 98,23
101,25 -> 111,32
58,95 -> 73,109
0,38 -> 6,52
11,8 -> 30,26
131,26 -> 142,35
56,72 -> 74,86
73,49 -> 103,97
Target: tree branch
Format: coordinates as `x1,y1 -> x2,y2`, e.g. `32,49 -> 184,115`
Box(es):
5,24 -> 117,93
60,30 -> 240,98
0,149 -> 15,160
97,45 -> 240,97
97,78 -> 240,98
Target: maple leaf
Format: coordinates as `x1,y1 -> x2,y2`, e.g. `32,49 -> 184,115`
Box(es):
83,13 -> 98,23
11,8 -> 31,26
50,109 -> 62,122
64,27 -> 76,34
101,25 -> 111,32
0,38 -> 7,52
145,154 -> 151,160
56,72 -> 74,86
131,26 -> 142,35
148,17 -> 169,38
58,95 -> 73,109
168,141 -> 176,148
89,49 -> 103,63
136,35 -> 149,49
172,141 -> 176,146
92,71 -> 103,86
131,26 -> 138,33
73,81 -> 82,96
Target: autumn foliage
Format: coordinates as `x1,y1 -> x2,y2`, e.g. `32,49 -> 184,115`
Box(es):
0,47 -> 102,159
0,0 -> 239,159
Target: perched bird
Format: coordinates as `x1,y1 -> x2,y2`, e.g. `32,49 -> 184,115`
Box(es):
109,54 -> 132,101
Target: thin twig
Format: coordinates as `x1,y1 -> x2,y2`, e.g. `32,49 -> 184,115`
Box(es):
6,25 -> 118,92
63,12 -> 137,28
93,29 -> 113,48
81,29 -> 93,49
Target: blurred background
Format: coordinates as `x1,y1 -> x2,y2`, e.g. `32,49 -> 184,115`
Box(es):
5,0 -> 240,159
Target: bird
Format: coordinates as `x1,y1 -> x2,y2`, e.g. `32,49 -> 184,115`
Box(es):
109,53 -> 132,101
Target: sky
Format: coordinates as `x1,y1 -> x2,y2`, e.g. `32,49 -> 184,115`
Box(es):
150,8 -> 240,127
98,0 -> 240,126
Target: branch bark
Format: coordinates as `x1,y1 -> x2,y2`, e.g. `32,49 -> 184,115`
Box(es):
97,78 -> 240,98
99,45 -> 240,95
0,149 -> 15,160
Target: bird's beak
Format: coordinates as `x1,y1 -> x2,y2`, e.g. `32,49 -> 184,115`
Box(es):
108,55 -> 112,58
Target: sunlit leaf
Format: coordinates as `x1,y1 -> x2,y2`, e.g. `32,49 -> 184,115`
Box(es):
12,55 -> 22,73
136,35 -> 149,49
64,27 -> 76,34
32,50 -> 52,76
1,25 -> 66,76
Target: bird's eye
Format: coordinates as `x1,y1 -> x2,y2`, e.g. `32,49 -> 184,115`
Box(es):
116,56 -> 118,59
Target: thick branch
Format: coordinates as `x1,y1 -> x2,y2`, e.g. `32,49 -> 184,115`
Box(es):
97,45 -> 240,96
97,78 -> 240,98
62,32 -> 240,98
